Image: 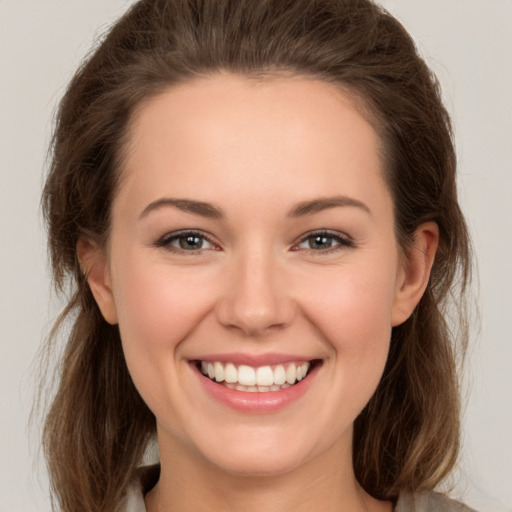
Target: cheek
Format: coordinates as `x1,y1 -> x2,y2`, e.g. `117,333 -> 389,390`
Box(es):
304,263 -> 397,345
299,254 -> 398,401
110,253 -> 216,358
109,253 -> 218,422
285,259 -> 398,438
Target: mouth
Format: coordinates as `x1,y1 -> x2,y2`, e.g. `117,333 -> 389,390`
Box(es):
195,359 -> 321,392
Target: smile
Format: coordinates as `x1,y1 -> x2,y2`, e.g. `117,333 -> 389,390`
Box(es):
198,360 -> 314,392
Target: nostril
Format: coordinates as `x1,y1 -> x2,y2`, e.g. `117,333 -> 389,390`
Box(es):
214,270 -> 297,336
217,307 -> 295,337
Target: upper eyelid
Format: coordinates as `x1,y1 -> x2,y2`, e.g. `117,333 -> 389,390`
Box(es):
154,228 -> 353,249
294,229 -> 353,244
291,231 -> 355,255
156,229 -> 218,248
160,228 -> 213,239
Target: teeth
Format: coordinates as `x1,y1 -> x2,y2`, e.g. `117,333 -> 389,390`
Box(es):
199,360 -> 312,391
214,362 -> 224,382
297,362 -> 308,381
273,365 -> 286,385
224,363 -> 238,383
286,364 -> 296,385
256,366 -> 274,386
238,365 -> 256,386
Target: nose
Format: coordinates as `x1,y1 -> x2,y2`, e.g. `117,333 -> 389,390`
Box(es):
215,248 -> 296,337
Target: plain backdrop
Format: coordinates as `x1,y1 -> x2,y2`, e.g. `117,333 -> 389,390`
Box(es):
1,1 -> 511,511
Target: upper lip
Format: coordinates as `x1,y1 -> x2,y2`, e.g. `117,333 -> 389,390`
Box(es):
191,353 -> 317,367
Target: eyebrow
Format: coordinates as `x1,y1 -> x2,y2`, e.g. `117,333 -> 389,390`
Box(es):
139,194 -> 371,220
139,198 -> 223,220
287,195 -> 371,217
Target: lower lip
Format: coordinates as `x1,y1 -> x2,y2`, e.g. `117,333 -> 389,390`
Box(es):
193,363 -> 319,413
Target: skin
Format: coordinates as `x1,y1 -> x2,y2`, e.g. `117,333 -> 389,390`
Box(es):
79,74 -> 438,512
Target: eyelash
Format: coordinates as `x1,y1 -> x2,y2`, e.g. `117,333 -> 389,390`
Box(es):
154,230 -> 218,253
291,230 -> 354,253
154,229 -> 354,254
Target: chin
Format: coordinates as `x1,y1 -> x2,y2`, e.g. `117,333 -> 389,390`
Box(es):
195,430 -> 316,478
212,451 -> 306,478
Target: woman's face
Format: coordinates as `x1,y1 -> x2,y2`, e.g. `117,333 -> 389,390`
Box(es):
91,74 -> 422,477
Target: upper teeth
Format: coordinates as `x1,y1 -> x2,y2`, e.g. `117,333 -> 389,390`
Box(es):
200,361 -> 311,387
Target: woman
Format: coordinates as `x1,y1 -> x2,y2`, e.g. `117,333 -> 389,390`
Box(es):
41,0 -> 474,510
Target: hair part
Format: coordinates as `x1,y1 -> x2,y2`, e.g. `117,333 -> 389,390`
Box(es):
41,0 -> 472,510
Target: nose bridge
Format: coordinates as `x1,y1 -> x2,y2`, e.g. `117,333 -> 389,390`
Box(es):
216,242 -> 294,335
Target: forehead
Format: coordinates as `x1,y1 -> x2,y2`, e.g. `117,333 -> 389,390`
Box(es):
116,73 -> 390,218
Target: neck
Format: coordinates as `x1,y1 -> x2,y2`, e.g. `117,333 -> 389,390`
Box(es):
145,430 -> 392,512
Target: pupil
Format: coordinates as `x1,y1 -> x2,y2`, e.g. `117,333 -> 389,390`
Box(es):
180,235 -> 203,250
310,235 -> 332,249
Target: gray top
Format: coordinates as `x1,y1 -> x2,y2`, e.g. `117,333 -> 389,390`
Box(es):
395,491 -> 477,511
122,466 -> 477,512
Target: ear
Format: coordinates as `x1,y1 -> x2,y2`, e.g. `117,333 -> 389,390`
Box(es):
391,222 -> 439,327
77,237 -> 118,325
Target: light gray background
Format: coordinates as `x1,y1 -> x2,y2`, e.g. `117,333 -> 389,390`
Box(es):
1,1 -> 511,511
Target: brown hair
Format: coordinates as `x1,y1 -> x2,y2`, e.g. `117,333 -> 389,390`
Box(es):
41,0 -> 471,510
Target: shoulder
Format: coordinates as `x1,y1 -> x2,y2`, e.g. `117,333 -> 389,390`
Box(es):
121,482 -> 146,512
396,490 -> 478,512
119,465 -> 160,512
121,472 -> 479,512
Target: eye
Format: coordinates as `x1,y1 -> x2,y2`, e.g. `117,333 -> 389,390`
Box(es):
293,231 -> 354,252
155,230 -> 217,252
